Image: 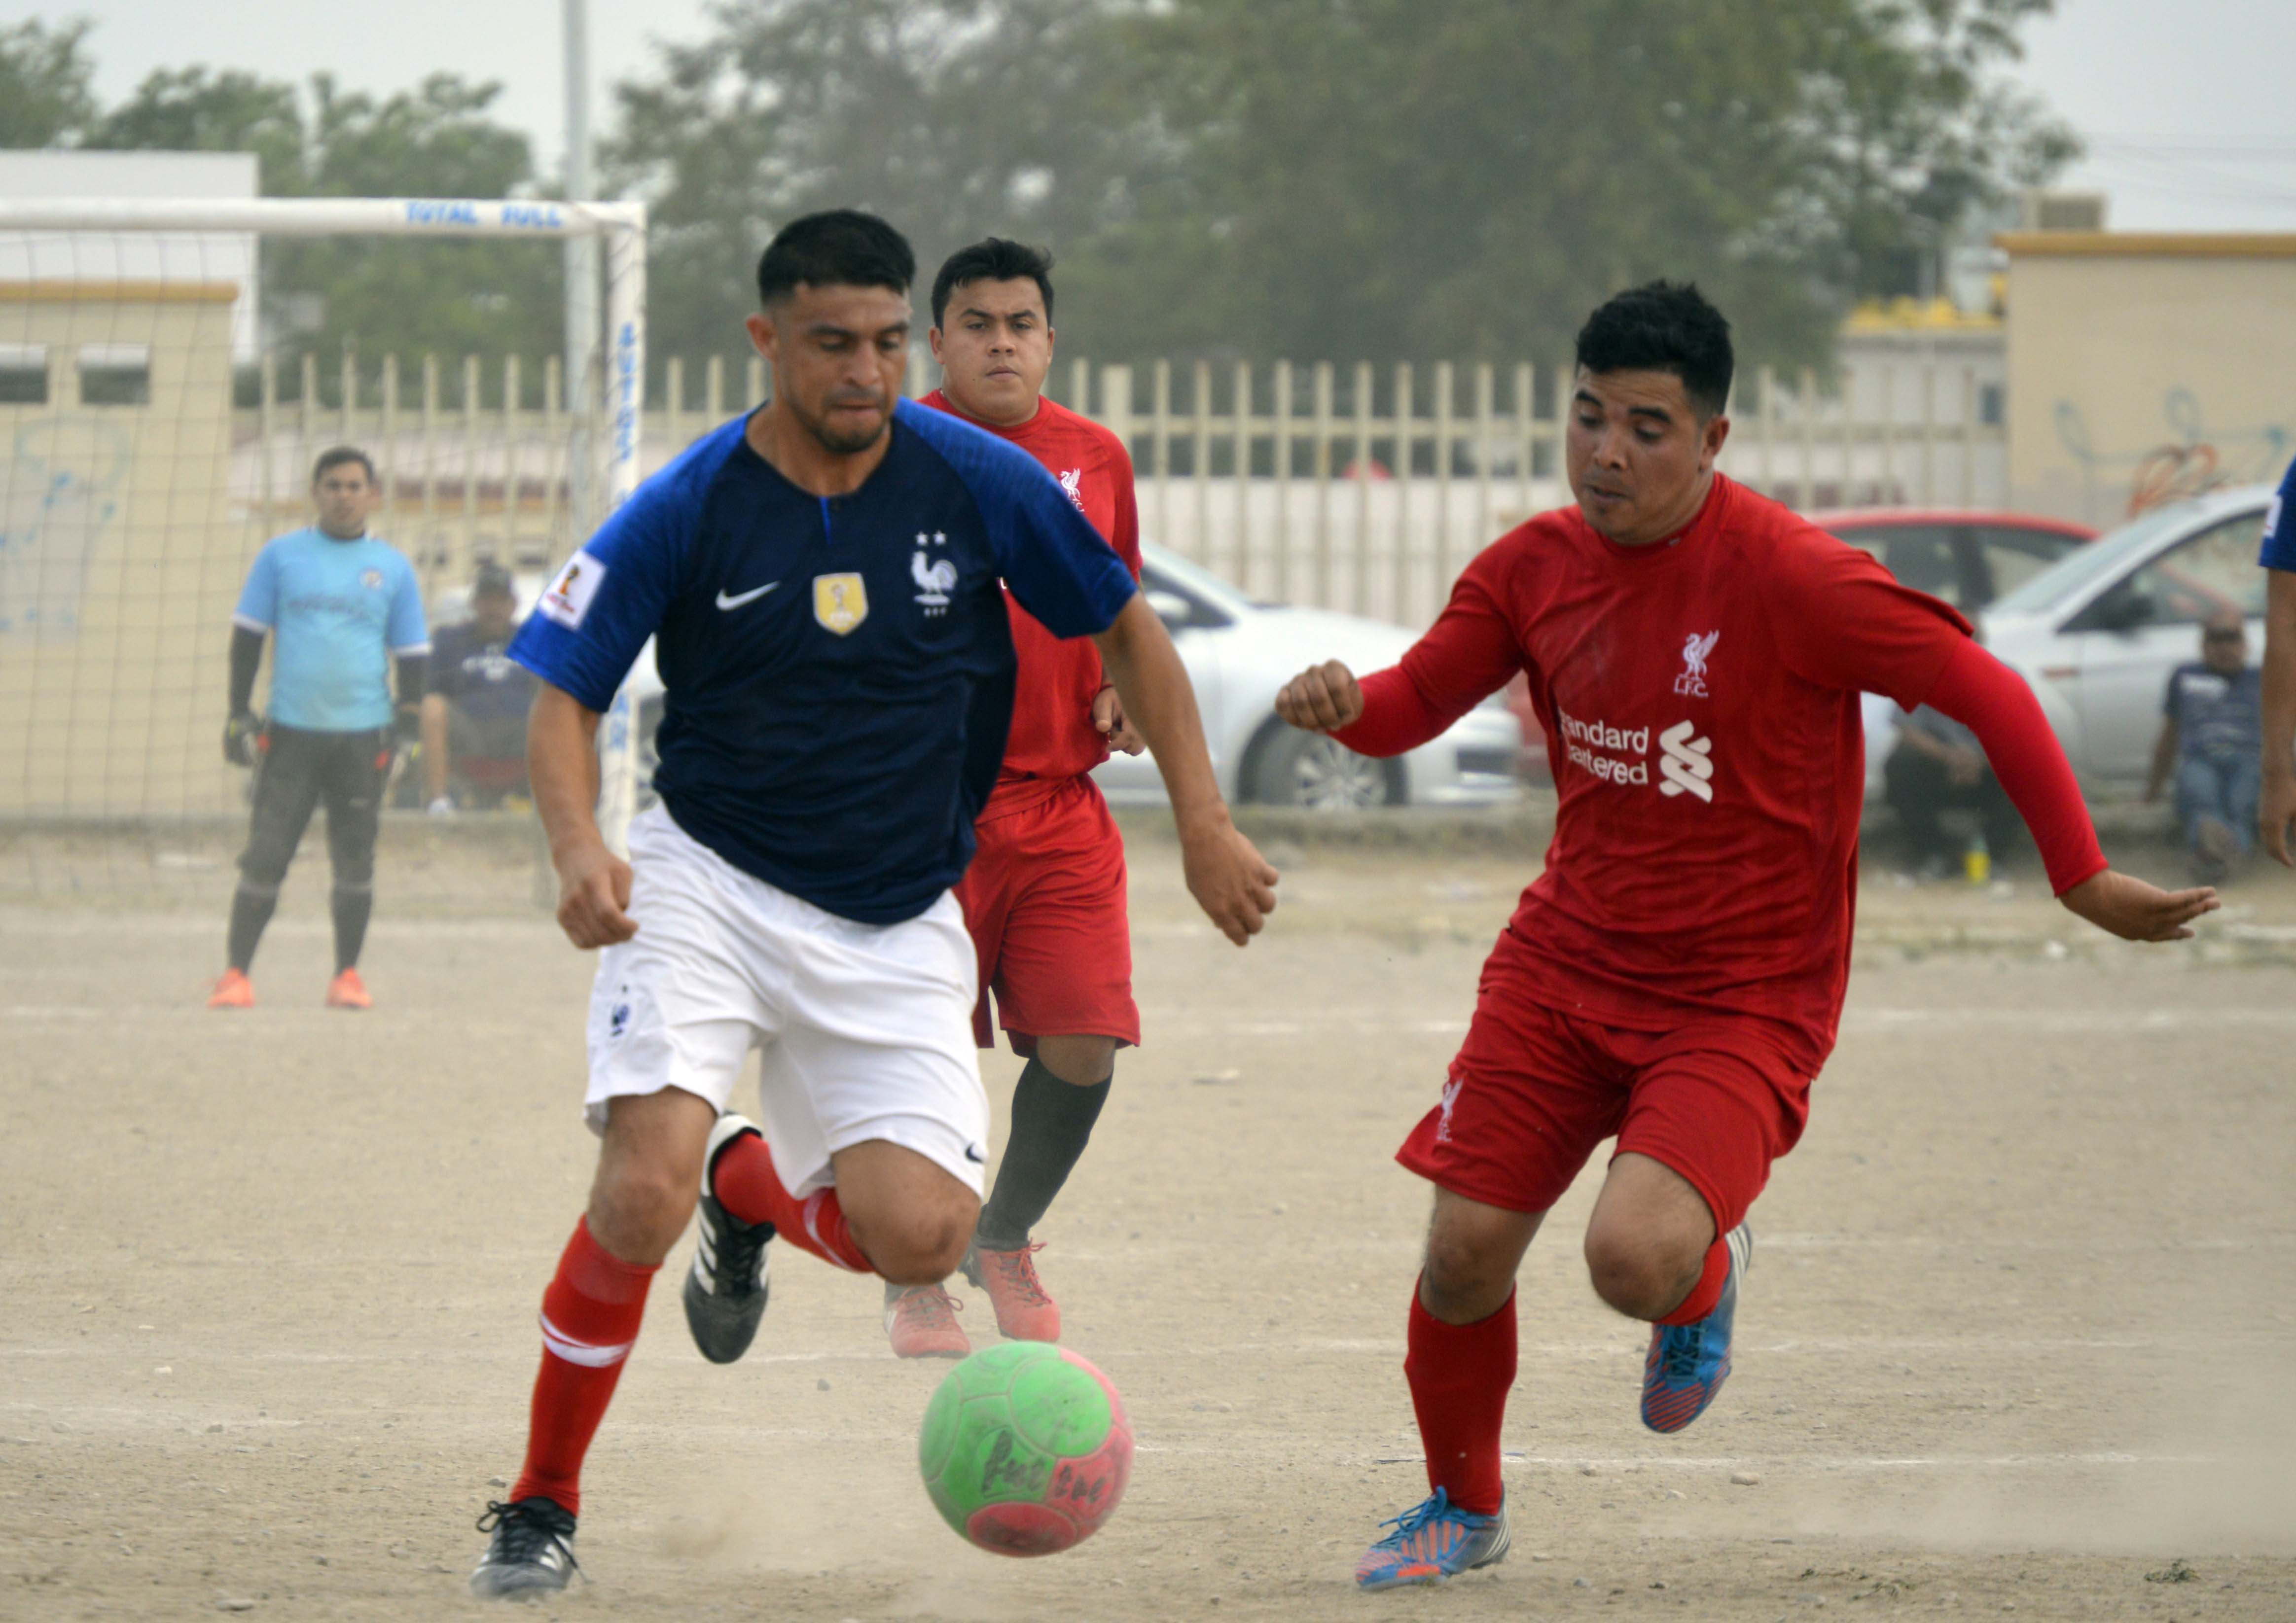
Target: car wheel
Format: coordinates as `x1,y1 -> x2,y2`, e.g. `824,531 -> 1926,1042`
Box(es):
1246,725 -> 1401,810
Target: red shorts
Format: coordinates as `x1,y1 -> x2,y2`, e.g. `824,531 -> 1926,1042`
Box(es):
954,775 -> 1139,1056
1397,967 -> 1812,1234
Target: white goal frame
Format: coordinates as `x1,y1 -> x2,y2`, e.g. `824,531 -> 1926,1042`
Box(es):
0,195 -> 650,850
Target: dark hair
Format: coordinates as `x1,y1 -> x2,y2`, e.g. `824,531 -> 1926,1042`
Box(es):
311,445 -> 376,485
472,562 -> 515,600
931,237 -> 1056,329
755,210 -> 914,307
1573,281 -> 1734,420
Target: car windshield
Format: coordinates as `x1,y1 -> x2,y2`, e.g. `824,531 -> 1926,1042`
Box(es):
1141,542 -> 1258,613
1986,503 -> 2207,619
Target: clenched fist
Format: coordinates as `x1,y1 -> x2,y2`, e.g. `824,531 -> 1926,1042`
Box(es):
1275,660 -> 1364,734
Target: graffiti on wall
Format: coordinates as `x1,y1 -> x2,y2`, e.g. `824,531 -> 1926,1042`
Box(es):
2055,390 -> 2292,518
0,418 -> 130,637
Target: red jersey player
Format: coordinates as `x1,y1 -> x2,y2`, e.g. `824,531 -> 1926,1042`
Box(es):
1274,283 -> 2217,1590
701,238 -> 1149,1360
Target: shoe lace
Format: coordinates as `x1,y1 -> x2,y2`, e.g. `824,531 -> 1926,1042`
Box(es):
1659,1320 -> 1708,1383
981,1242 -> 1051,1307
714,1212 -> 772,1293
1376,1488 -> 1460,1545
901,1286 -> 964,1329
475,1499 -> 580,1574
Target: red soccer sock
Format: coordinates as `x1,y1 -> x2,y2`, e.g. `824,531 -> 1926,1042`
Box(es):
510,1218 -> 656,1518
1405,1280 -> 1517,1516
1656,1234 -> 1731,1327
710,1130 -> 871,1274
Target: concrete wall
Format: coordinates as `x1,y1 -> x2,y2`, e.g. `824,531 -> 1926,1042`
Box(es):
2002,234 -> 2296,528
0,282 -> 245,815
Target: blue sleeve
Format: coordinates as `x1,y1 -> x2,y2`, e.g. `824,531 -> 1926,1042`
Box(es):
233,544 -> 278,629
2260,456 -> 2296,572
509,471 -> 701,713
900,401 -> 1137,638
386,554 -> 429,652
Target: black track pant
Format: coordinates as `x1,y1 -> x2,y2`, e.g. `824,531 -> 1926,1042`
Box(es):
228,724 -> 392,973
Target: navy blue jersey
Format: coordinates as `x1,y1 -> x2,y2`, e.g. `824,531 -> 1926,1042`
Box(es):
510,399 -> 1138,924
2260,455 -> 2296,572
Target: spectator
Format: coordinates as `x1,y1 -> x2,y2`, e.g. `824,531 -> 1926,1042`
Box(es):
1884,702 -> 2025,878
2147,609 -> 2261,884
422,563 -> 538,812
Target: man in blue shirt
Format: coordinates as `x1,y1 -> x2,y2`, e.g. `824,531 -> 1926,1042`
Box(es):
2148,609 -> 2262,883
210,447 -> 428,1011
421,563 -> 537,811
2258,455 -> 2296,862
468,211 -> 1278,1599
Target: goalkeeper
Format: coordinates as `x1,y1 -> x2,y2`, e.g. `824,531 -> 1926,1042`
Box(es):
210,447 -> 429,1011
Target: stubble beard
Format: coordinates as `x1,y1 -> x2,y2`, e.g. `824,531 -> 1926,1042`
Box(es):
794,393 -> 891,458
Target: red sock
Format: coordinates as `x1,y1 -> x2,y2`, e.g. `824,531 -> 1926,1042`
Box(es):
510,1218 -> 655,1517
710,1131 -> 871,1274
1405,1280 -> 1516,1516
1656,1235 -> 1730,1327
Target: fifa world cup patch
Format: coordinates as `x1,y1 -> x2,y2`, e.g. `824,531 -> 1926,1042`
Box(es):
538,552 -> 607,631
814,572 -> 868,635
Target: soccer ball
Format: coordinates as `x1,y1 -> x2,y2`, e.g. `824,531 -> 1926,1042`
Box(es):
918,1341 -> 1133,1555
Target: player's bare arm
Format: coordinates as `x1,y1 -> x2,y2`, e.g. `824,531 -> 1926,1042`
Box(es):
2057,869 -> 2218,943
1093,593 -> 1278,945
527,682 -> 636,949
1274,660 -> 1365,733
2260,568 -> 2296,863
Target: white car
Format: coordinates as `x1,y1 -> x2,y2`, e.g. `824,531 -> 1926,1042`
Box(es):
1978,484 -> 2274,795
1093,545 -> 1522,810
626,543 -> 1521,814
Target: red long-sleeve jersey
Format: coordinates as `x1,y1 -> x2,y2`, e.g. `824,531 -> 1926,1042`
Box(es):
1334,475 -> 2104,1074
921,390 -> 1144,817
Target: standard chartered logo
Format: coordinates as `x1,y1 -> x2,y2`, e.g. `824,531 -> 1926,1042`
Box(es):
1656,721 -> 1715,802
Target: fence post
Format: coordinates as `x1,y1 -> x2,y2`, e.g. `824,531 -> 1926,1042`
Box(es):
298,353 -> 317,500
1799,366 -> 1817,509
1101,365 -> 1136,526
462,354 -> 481,582
1352,361 -> 1374,617
1151,357 -> 1172,545
1391,362 -> 1414,624
257,351 -> 277,542
542,354 -> 565,557
1758,364 -> 1778,501
1231,360 -> 1252,592
1878,363 -> 1897,505
1514,362 -> 1534,522
705,354 -> 724,421
1312,360 -> 1335,608
666,356 -> 684,459
1920,360 -> 1937,504
1271,359 -> 1293,602
501,354 -> 520,561
1192,358 -> 1213,564
380,354 -> 399,540
1960,365 -> 1978,507
1434,360 -> 1456,588
746,354 -> 765,406
339,342 -> 356,445
1071,358 -> 1090,418
1472,362 -> 1495,549
421,355 -> 439,568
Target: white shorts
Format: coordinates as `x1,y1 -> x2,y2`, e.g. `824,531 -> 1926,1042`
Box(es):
583,804 -> 989,1199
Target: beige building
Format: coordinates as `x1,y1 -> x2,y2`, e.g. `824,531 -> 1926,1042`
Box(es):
2000,233 -> 2296,527
0,281 -> 244,815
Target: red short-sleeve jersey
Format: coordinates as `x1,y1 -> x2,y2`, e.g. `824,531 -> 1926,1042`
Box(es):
921,390 -> 1144,814
1361,475 -> 1973,1073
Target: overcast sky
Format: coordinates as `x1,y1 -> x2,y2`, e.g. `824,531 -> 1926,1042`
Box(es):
10,0 -> 2295,232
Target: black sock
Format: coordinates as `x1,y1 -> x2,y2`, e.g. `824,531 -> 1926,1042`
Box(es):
330,883 -> 372,973
227,883 -> 278,973
976,1057 -> 1110,1252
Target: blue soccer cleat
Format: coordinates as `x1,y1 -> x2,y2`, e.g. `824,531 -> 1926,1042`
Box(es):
1641,1222 -> 1753,1433
1354,1487 -> 1511,1590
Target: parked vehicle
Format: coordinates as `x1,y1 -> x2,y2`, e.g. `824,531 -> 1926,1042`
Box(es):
1094,545 -> 1521,810
628,542 -> 1521,815
1979,484 -> 2275,795
1809,508 -> 2098,615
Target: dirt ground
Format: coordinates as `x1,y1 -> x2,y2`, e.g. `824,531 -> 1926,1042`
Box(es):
4,823 -> 2295,1621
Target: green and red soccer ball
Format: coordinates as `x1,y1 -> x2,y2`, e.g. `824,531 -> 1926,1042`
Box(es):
918,1341 -> 1133,1556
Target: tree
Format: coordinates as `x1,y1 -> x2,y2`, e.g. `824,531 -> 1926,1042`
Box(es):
0,19 -> 99,147
82,67 -> 304,192
607,0 -> 2076,377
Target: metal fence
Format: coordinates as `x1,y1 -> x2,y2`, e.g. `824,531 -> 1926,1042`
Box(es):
231,349 -> 2007,628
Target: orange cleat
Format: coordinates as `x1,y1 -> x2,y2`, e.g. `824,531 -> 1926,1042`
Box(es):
208,968 -> 255,1009
325,968 -> 372,1010
885,1284 -> 970,1359
962,1241 -> 1061,1342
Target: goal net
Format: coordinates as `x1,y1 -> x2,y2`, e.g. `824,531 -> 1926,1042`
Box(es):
0,197 -> 646,908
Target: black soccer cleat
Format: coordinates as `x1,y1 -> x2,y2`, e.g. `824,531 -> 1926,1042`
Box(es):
682,1113 -> 775,1365
469,1496 -> 578,1600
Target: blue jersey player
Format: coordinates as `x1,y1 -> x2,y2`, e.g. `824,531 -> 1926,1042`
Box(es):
468,211 -> 1279,1599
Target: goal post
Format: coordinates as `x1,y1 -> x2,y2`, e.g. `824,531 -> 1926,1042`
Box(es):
0,195 -> 649,899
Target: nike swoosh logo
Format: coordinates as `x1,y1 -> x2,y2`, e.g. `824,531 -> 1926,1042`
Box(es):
964,1144 -> 986,1164
715,582 -> 780,610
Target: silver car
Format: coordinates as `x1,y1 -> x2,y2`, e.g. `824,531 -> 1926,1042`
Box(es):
1980,485 -> 2274,795
1093,545 -> 1521,810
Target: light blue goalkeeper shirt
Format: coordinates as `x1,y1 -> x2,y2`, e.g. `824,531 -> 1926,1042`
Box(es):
233,527 -> 429,731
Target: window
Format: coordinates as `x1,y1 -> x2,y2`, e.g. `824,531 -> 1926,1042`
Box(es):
2076,510 -> 2269,632
77,344 -> 150,407
0,344 -> 47,405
